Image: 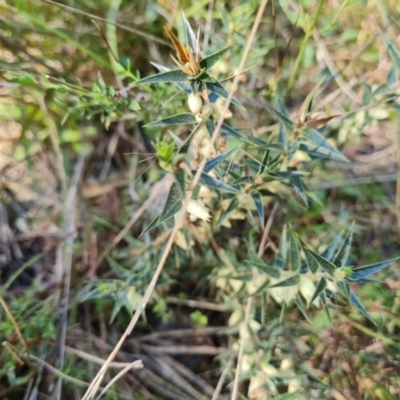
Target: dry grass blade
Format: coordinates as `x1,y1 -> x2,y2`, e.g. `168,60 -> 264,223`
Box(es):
55,154 -> 85,399
95,360 -> 144,400
149,355 -> 207,400
160,354 -> 217,398
40,0 -> 170,46
140,344 -> 227,356
212,356 -> 234,400
0,295 -> 28,351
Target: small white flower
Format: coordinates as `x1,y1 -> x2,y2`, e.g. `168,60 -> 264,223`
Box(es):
185,199 -> 211,222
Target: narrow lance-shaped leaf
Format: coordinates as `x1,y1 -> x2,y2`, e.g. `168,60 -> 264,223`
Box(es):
301,129 -> 348,162
179,118 -> 209,154
348,257 -> 399,282
294,296 -> 313,325
204,148 -> 236,173
221,124 -> 246,140
181,11 -> 199,56
232,176 -> 255,186
310,278 -> 327,306
174,169 -> 186,196
199,172 -> 239,194
247,279 -> 271,298
320,292 -> 332,324
350,290 -> 376,325
273,225 -> 288,269
380,31 -> 400,73
297,236 -> 319,274
281,124 -> 291,156
251,191 -> 264,229
205,80 -> 243,108
145,113 -> 197,127
306,248 -> 337,276
288,225 -> 301,271
269,274 -> 300,288
152,62 -> 191,94
200,46 -> 231,71
246,260 -> 281,279
168,130 -> 183,147
321,230 -> 343,262
218,197 -> 239,227
258,150 -> 269,175
264,101 -> 294,133
205,116 -> 216,136
298,78 -> 325,124
289,175 -> 308,209
136,69 -> 189,85
336,280 -> 351,303
141,183 -> 182,235
333,222 -> 354,267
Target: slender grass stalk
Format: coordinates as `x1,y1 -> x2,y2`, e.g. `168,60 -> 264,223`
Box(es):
285,0 -> 325,102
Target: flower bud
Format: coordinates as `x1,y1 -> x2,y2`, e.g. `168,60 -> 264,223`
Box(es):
184,199 -> 211,222
188,93 -> 203,114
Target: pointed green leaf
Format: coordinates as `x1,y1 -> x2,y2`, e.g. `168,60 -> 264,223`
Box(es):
145,113 -> 197,127
174,170 -> 186,196
273,225 -> 287,269
380,31 -> 400,73
205,81 -> 242,108
288,225 -> 301,271
200,46 -> 231,70
247,278 -> 271,298
204,149 -> 236,173
320,292 -> 332,324
307,249 -> 337,276
136,69 -> 189,84
268,275 -> 300,289
182,11 -> 199,56
310,278 -> 327,305
218,196 -> 240,227
264,102 -> 294,132
349,257 -> 399,282
251,191 -> 264,229
301,129 -> 348,162
258,150 -> 269,175
140,213 -> 161,236
337,280 -> 351,303
140,183 -> 182,235
246,260 -> 281,279
199,173 -> 239,194
221,124 -> 247,140
387,65 -> 398,85
288,175 -> 308,209
321,230 -> 343,261
298,78 -> 325,123
205,116 -> 216,136
232,176 -> 255,186
278,123 -> 288,152
297,236 -> 319,273
333,223 -> 354,267
294,296 -> 313,324
168,130 -> 183,147
178,120 -> 206,154
152,63 -> 191,93
350,290 -> 376,324
251,137 -> 285,151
